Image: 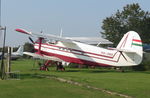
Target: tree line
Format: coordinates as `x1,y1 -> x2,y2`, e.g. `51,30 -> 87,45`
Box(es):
0,42 -> 34,53
101,3 -> 150,70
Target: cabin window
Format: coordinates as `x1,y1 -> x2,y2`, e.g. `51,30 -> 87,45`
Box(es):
47,40 -> 57,44
59,47 -> 71,52
35,39 -> 47,44
71,50 -> 83,55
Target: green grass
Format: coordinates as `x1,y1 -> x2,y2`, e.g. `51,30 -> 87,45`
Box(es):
0,78 -> 118,98
1,59 -> 150,98
41,69 -> 150,98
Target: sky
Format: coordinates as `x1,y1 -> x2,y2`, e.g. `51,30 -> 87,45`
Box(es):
0,0 -> 150,47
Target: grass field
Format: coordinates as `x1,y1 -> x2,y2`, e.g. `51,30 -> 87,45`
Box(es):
0,59 -> 150,98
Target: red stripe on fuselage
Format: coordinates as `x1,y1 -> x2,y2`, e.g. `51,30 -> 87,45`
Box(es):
34,43 -> 118,59
39,50 -> 113,67
34,44 -> 122,63
120,33 -> 129,48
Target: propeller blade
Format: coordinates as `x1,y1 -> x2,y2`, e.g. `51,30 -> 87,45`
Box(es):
29,37 -> 35,44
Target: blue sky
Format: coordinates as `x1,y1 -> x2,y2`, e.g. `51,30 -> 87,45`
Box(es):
0,0 -> 150,47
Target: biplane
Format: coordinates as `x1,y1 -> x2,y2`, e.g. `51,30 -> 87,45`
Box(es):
15,28 -> 143,70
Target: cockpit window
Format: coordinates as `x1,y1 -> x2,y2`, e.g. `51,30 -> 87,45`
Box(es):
35,39 -> 47,44
47,40 -> 57,44
35,39 -> 57,44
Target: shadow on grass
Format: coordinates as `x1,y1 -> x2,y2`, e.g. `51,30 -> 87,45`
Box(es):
19,68 -> 150,80
137,71 -> 150,74
65,68 -> 130,73
20,73 -> 45,79
19,73 -> 58,80
65,70 -> 81,72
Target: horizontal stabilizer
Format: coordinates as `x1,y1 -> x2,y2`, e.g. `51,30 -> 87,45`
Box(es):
108,48 -> 137,53
65,37 -> 113,45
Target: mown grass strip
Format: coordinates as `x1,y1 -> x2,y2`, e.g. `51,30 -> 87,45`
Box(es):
35,74 -> 132,98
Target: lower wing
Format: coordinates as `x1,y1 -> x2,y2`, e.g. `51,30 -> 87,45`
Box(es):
23,52 -> 63,62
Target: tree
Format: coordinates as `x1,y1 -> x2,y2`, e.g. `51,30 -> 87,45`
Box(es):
101,3 -> 150,71
24,42 -> 34,52
101,3 -> 150,46
23,42 -> 34,58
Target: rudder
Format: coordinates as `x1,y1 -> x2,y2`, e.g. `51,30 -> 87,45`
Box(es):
117,31 -> 143,65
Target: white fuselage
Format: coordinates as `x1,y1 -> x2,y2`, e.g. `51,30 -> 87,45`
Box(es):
34,41 -> 137,67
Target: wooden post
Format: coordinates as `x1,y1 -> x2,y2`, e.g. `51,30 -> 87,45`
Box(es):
0,27 -> 6,80
6,47 -> 11,73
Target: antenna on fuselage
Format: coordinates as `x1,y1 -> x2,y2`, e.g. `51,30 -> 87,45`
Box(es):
59,28 -> 63,37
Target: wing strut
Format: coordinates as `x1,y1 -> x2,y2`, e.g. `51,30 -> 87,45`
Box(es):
36,37 -> 43,55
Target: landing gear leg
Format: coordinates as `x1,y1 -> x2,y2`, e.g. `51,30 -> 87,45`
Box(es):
56,62 -> 65,71
39,60 -> 52,71
116,67 -> 125,72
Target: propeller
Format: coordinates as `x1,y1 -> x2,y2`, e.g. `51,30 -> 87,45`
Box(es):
29,37 -> 35,44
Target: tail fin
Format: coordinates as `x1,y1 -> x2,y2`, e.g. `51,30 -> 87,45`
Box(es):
117,31 -> 143,65
16,45 -> 24,56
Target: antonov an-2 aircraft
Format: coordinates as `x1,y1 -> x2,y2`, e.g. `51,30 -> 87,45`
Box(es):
15,28 -> 143,69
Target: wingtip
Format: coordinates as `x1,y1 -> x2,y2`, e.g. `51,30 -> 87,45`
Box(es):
15,28 -> 31,35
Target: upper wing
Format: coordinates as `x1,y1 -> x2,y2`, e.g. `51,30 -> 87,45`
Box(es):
15,28 -> 72,43
65,37 -> 113,44
15,28 -> 112,44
